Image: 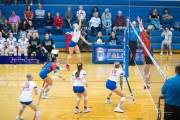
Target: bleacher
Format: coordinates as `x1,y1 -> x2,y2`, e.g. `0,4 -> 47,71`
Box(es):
0,0 -> 180,51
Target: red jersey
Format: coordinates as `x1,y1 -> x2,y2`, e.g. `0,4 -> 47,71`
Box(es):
141,30 -> 151,57
54,17 -> 64,28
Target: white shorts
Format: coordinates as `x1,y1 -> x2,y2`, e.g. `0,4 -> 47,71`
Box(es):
162,39 -> 171,45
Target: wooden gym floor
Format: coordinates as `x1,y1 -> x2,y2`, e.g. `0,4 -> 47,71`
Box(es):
0,52 -> 179,120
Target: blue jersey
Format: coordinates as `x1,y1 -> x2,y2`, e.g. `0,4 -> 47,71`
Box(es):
40,62 -> 59,75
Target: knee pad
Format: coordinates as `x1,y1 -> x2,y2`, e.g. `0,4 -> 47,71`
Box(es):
120,97 -> 126,102
47,85 -> 52,89
77,97 -> 81,101
77,54 -> 81,58
20,106 -> 25,111
35,110 -> 41,117
84,96 -> 88,100
68,55 -> 72,58
109,91 -> 113,94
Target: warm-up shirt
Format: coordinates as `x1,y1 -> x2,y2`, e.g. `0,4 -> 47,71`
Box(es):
41,38 -> 54,51
29,37 -> 41,49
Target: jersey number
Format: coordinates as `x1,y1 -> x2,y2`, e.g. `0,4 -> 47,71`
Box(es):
112,70 -> 117,75
25,83 -> 30,88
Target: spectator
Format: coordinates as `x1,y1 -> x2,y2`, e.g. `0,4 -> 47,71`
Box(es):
27,20 -> 38,39
76,5 -> 86,25
149,8 -> 162,30
28,32 -> 41,57
160,26 -> 172,56
44,11 -> 53,35
162,8 -> 174,30
89,7 -> 99,20
129,21 -> 140,66
77,25 -> 89,52
41,33 -> 56,62
108,31 -> 118,45
30,0 -> 40,6
89,12 -> 101,37
0,32 -> 6,55
101,8 -> 111,21
113,11 -> 126,33
15,0 -> 28,5
3,0 -> 11,5
19,19 -> 28,37
102,13 -> 112,36
17,33 -> 28,56
65,6 -> 73,28
94,31 -> 106,44
0,10 -> 6,25
9,10 -> 20,34
54,12 -> 63,35
24,5 -> 34,21
161,62 -> 180,120
1,20 -> 11,39
4,32 -> 17,56
35,4 -> 45,28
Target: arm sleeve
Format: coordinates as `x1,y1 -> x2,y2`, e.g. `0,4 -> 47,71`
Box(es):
161,80 -> 170,95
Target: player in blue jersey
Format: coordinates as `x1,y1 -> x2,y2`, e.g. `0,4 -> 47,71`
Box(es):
39,56 -> 65,99
105,62 -> 126,113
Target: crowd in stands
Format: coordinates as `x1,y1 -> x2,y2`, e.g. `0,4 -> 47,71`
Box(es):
0,3 -> 178,57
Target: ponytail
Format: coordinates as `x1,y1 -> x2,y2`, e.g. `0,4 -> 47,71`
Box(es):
42,56 -> 57,69
75,62 -> 83,78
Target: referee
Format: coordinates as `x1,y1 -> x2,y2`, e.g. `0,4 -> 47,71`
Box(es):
129,21 -> 140,66
161,62 -> 180,120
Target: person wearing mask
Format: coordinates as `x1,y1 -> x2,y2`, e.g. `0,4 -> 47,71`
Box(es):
161,62 -> 180,120
44,11 -> 53,35
129,21 -> 140,66
65,6 -> 73,29
54,12 -> 63,35
94,31 -> 106,44
35,4 -> 45,28
28,32 -> 41,58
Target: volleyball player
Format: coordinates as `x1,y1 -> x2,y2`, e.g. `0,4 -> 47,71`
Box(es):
0,32 -> 6,55
70,62 -> 90,113
4,32 -> 17,56
137,17 -> 152,92
18,33 -> 29,56
16,74 -> 40,120
105,62 -> 126,113
65,14 -> 92,70
39,56 -> 65,99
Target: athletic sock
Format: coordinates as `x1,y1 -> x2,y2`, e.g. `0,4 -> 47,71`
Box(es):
116,104 -> 120,107
107,97 -> 110,100
84,106 -> 87,109
75,106 -> 79,109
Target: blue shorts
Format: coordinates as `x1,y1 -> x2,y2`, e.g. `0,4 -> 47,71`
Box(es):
73,86 -> 85,93
106,80 -> 117,90
68,40 -> 77,47
20,101 -> 33,105
39,71 -> 47,79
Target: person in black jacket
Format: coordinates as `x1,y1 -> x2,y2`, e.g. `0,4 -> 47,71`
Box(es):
44,11 -> 53,35
19,19 -> 28,37
28,32 -> 41,57
108,31 -> 119,45
41,33 -> 55,62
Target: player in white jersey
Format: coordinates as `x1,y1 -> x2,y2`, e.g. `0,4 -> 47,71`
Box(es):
0,32 -> 6,55
65,14 -> 92,70
16,74 -> 40,120
105,62 -> 126,113
70,62 -> 90,114
18,33 -> 29,56
4,32 -> 17,56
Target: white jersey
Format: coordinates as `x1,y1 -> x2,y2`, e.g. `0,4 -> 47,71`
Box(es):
6,37 -> 17,49
72,28 -> 81,43
19,81 -> 37,102
108,68 -> 124,82
71,70 -> 86,86
18,38 -> 28,49
162,30 -> 172,41
0,37 -> 6,49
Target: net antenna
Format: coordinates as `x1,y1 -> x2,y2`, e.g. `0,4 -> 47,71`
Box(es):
128,19 -> 167,81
